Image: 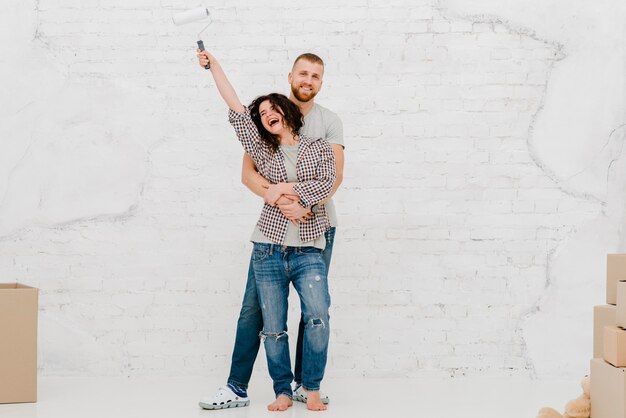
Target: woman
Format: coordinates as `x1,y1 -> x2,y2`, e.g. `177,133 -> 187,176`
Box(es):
197,50 -> 335,412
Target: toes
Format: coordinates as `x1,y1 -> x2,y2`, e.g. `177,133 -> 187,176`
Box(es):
307,402 -> 327,411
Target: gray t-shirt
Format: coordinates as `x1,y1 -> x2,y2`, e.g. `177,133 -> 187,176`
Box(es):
251,143 -> 326,249
300,103 -> 344,227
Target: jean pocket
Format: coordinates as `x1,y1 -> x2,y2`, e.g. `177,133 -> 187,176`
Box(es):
252,245 -> 271,262
299,247 -> 322,255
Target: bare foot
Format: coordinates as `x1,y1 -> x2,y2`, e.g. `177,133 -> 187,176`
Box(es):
267,394 -> 293,411
307,391 -> 327,411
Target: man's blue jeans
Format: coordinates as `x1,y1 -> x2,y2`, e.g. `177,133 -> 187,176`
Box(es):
252,243 -> 330,397
226,227 -> 335,391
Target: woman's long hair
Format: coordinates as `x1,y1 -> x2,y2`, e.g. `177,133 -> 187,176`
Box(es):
249,93 -> 303,153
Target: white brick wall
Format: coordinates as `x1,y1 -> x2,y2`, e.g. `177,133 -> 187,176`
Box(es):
1,0 -> 625,379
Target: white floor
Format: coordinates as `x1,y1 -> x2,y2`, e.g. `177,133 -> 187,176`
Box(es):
0,376 -> 580,418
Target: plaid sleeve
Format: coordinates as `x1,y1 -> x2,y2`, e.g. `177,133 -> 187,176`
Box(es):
228,108 -> 269,173
293,140 -> 336,208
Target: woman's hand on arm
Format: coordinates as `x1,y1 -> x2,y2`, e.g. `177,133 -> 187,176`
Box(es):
197,50 -> 245,114
265,185 -> 312,224
264,183 -> 301,206
241,154 -> 300,212
276,194 -> 297,205
264,183 -> 290,206
241,155 -> 298,206
278,200 -> 313,225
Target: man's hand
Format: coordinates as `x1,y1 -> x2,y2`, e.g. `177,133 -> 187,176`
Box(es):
276,195 -> 295,205
278,200 -> 313,225
264,183 -> 286,206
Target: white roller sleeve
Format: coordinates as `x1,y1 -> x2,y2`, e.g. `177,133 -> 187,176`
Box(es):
172,7 -> 209,25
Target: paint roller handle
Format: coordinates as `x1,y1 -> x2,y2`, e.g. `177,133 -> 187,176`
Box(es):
197,41 -> 210,69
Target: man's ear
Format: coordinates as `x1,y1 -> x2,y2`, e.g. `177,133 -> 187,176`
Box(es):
288,72 -> 293,84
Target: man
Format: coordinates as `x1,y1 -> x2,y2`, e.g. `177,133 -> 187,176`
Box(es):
199,52 -> 344,410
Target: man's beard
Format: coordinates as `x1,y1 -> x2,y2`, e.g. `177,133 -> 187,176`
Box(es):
291,84 -> 317,102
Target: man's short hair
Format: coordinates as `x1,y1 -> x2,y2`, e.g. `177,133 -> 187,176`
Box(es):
293,53 -> 324,68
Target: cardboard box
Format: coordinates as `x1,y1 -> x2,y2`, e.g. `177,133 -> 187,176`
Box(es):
607,254 -> 626,305
594,304 -> 617,357
604,325 -> 626,367
618,281 -> 626,328
0,283 -> 38,404
591,358 -> 626,418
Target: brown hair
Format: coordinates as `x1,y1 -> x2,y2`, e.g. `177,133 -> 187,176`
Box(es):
249,93 -> 304,153
293,53 -> 324,68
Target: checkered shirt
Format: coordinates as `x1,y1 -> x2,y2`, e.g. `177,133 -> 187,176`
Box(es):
229,108 -> 336,244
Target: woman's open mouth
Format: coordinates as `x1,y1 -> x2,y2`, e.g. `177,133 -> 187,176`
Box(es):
268,117 -> 279,127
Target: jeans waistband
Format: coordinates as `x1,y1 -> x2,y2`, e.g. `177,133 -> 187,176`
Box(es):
253,242 -> 320,254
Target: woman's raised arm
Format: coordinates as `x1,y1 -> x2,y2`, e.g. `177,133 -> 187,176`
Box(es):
197,50 -> 245,114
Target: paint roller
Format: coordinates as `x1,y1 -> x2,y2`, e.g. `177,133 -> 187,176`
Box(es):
172,7 -> 212,69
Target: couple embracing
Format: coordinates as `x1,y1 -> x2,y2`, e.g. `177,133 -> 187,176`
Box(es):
196,51 -> 344,412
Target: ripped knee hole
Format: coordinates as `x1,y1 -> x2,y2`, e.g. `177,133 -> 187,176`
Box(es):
259,330 -> 287,342
308,318 -> 326,328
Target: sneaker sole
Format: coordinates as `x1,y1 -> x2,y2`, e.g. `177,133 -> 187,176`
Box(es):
199,400 -> 250,410
293,394 -> 330,405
